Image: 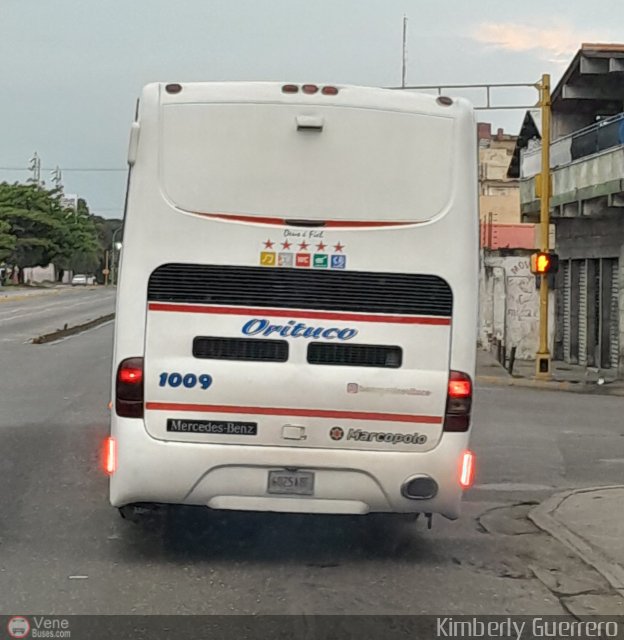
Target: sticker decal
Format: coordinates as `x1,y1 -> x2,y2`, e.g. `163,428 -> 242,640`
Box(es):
346,383 -> 431,397
278,252 -> 294,267
295,253 -> 311,268
258,232 -> 348,269
313,254 -> 328,268
260,251 -> 276,266
159,373 -> 213,389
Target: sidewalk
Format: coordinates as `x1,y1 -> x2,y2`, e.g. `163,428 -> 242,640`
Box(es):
476,348 -> 624,396
0,286 -> 65,303
530,487 -> 624,599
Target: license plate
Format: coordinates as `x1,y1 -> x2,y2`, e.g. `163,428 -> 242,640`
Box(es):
267,470 -> 315,496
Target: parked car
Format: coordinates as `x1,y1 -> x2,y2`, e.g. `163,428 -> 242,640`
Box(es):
71,274 -> 95,286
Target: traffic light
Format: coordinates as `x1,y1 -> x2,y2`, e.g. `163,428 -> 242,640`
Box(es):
530,252 -> 559,275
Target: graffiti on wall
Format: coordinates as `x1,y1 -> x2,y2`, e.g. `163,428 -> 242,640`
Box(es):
505,259 -> 539,359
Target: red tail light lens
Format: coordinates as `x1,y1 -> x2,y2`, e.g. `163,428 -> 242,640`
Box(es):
116,357 -> 144,418
443,371 -> 472,432
119,366 -> 142,385
302,84 -> 319,94
460,450 -> 475,488
282,84 -> 299,93
103,436 -> 117,476
322,86 -> 339,95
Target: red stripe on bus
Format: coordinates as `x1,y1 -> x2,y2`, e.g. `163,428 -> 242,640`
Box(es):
148,303 -> 451,326
146,402 -> 443,425
195,212 -> 409,228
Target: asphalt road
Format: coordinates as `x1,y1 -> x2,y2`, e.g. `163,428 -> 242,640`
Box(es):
0,292 -> 622,616
0,287 -> 116,344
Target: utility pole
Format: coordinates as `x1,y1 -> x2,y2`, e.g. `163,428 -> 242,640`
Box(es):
51,166 -> 63,192
401,15 -> 408,89
104,250 -> 110,286
28,153 -> 42,186
535,74 -> 552,379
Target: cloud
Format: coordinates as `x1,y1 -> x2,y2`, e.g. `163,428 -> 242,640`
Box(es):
472,22 -> 611,63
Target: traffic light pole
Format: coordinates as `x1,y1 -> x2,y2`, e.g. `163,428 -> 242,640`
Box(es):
535,74 -> 552,380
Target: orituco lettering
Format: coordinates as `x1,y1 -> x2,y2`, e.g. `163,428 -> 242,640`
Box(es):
242,318 -> 358,341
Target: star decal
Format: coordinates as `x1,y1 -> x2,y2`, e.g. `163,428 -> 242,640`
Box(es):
316,241 -> 327,251
333,242 -> 345,252
299,241 -> 309,251
263,239 -> 275,249
282,240 -> 292,250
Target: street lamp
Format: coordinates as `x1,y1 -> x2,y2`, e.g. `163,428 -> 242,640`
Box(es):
111,226 -> 123,285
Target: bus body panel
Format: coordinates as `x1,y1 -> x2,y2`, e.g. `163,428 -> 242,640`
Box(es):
110,416 -> 468,519
160,102 -> 455,223
110,82 -> 478,518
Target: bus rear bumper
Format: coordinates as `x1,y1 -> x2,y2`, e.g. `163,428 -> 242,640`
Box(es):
109,421 -> 473,520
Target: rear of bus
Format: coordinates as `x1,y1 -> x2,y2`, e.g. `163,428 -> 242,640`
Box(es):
107,82 -> 478,521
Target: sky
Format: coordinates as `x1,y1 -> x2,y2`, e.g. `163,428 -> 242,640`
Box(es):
0,0 -> 622,218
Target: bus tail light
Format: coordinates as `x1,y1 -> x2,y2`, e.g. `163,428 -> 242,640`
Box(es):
460,450 -> 475,489
116,357 -> 144,418
443,370 -> 472,432
103,436 -> 117,475
322,86 -> 339,95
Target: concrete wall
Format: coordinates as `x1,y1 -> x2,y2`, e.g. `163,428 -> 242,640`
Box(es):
552,111 -> 595,139
479,253 -> 555,360
555,215 -> 624,260
21,265 -> 71,284
480,224 -> 538,250
22,265 -> 55,284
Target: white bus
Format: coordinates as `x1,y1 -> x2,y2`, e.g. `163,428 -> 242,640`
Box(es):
106,81 -> 478,524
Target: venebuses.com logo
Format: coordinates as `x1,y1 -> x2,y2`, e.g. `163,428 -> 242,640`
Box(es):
6,616 -> 71,639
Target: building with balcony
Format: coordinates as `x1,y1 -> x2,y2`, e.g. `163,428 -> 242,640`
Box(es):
511,44 -> 624,374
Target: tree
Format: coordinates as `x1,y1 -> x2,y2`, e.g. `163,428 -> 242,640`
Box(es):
0,218 -> 16,262
0,185 -> 63,282
0,182 -> 102,284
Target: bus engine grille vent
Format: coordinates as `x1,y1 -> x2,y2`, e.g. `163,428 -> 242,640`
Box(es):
148,264 -> 453,317
193,337 -> 288,362
307,343 -> 402,368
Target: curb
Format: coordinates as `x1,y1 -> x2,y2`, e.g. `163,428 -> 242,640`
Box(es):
32,313 -> 115,344
529,487 -> 624,599
476,374 -> 624,396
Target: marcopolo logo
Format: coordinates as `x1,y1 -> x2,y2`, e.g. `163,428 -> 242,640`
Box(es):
329,426 -> 344,441
345,428 -> 428,446
242,318 -> 358,341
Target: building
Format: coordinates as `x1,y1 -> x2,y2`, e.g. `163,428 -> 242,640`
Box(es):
477,124 -> 545,359
512,44 -> 624,374
478,123 -> 521,226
